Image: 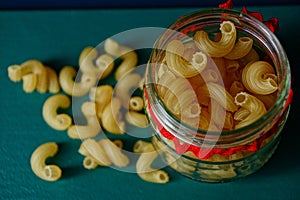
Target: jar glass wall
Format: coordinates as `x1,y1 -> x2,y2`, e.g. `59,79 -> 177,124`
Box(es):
143,8 -> 291,183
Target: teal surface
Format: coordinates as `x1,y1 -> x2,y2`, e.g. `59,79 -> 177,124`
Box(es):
1,6 -> 300,200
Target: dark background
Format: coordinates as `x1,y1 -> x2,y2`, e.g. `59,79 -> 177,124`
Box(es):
0,0 -> 299,9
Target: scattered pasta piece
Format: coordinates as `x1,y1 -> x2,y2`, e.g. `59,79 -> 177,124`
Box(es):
125,111 -> 149,128
101,98 -> 126,134
89,85 -> 113,119
104,38 -> 138,80
59,66 -> 97,97
42,94 -> 72,131
7,60 -> 60,94
67,101 -> 101,139
134,140 -> 169,184
30,142 -> 62,182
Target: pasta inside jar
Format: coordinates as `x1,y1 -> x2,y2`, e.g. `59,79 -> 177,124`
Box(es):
144,8 -> 292,183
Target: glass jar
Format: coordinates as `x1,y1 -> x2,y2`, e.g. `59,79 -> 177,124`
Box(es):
143,8 -> 292,183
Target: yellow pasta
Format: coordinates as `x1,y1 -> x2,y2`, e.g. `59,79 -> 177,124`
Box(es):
125,111 -> 149,128
242,61 -> 278,95
83,156 -> 98,170
79,139 -> 129,169
165,39 -> 207,77
79,46 -> 98,73
104,38 -> 138,80
163,77 -> 201,118
59,66 -> 97,97
30,142 -> 62,182
239,48 -> 260,66
101,98 -> 126,134
98,139 -> 130,167
42,94 -> 72,131
45,67 -> 60,93
115,73 -> 142,108
89,85 -> 113,119
224,37 -> 253,60
22,73 -> 37,93
79,46 -> 115,79
95,54 -> 115,79
134,140 -> 169,184
234,92 -> 267,129
67,101 -> 101,139
79,138 -> 112,166
194,21 -> 236,57
157,69 -> 177,97
198,82 -> 238,112
7,60 -> 48,93
209,99 -> 227,130
129,96 -> 144,111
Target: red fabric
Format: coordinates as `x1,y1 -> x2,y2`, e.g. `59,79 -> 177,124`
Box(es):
218,0 -> 233,9
219,1 -> 279,34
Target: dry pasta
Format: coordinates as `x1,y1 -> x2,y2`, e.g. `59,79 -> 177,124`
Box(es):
104,38 -> 138,80
30,142 -> 62,181
7,60 -> 48,93
242,61 -> 278,95
198,82 -> 238,112
22,73 -> 37,93
134,140 -> 169,184
165,39 -> 207,78
101,98 -> 126,134
125,111 -> 149,128
234,92 -> 267,129
129,96 -> 144,111
45,67 -> 60,93
224,37 -> 253,60
239,48 -> 260,66
163,76 -> 201,118
115,73 -> 142,108
194,21 -> 236,57
79,139 -> 129,169
78,46 -> 98,73
98,139 -> 129,167
42,94 -> 72,131
83,156 -> 98,170
59,66 -> 97,97
79,138 -> 112,166
89,85 -> 114,119
67,101 -> 101,139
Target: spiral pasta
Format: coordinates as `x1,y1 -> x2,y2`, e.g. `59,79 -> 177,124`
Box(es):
234,92 -> 267,129
194,21 -> 236,57
165,39 -> 207,78
242,61 -> 278,95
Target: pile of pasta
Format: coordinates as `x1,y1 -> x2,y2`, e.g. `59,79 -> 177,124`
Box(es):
157,20 -> 278,131
7,38 -> 169,184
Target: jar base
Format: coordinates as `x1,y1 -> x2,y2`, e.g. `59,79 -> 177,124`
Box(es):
152,134 -> 281,183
